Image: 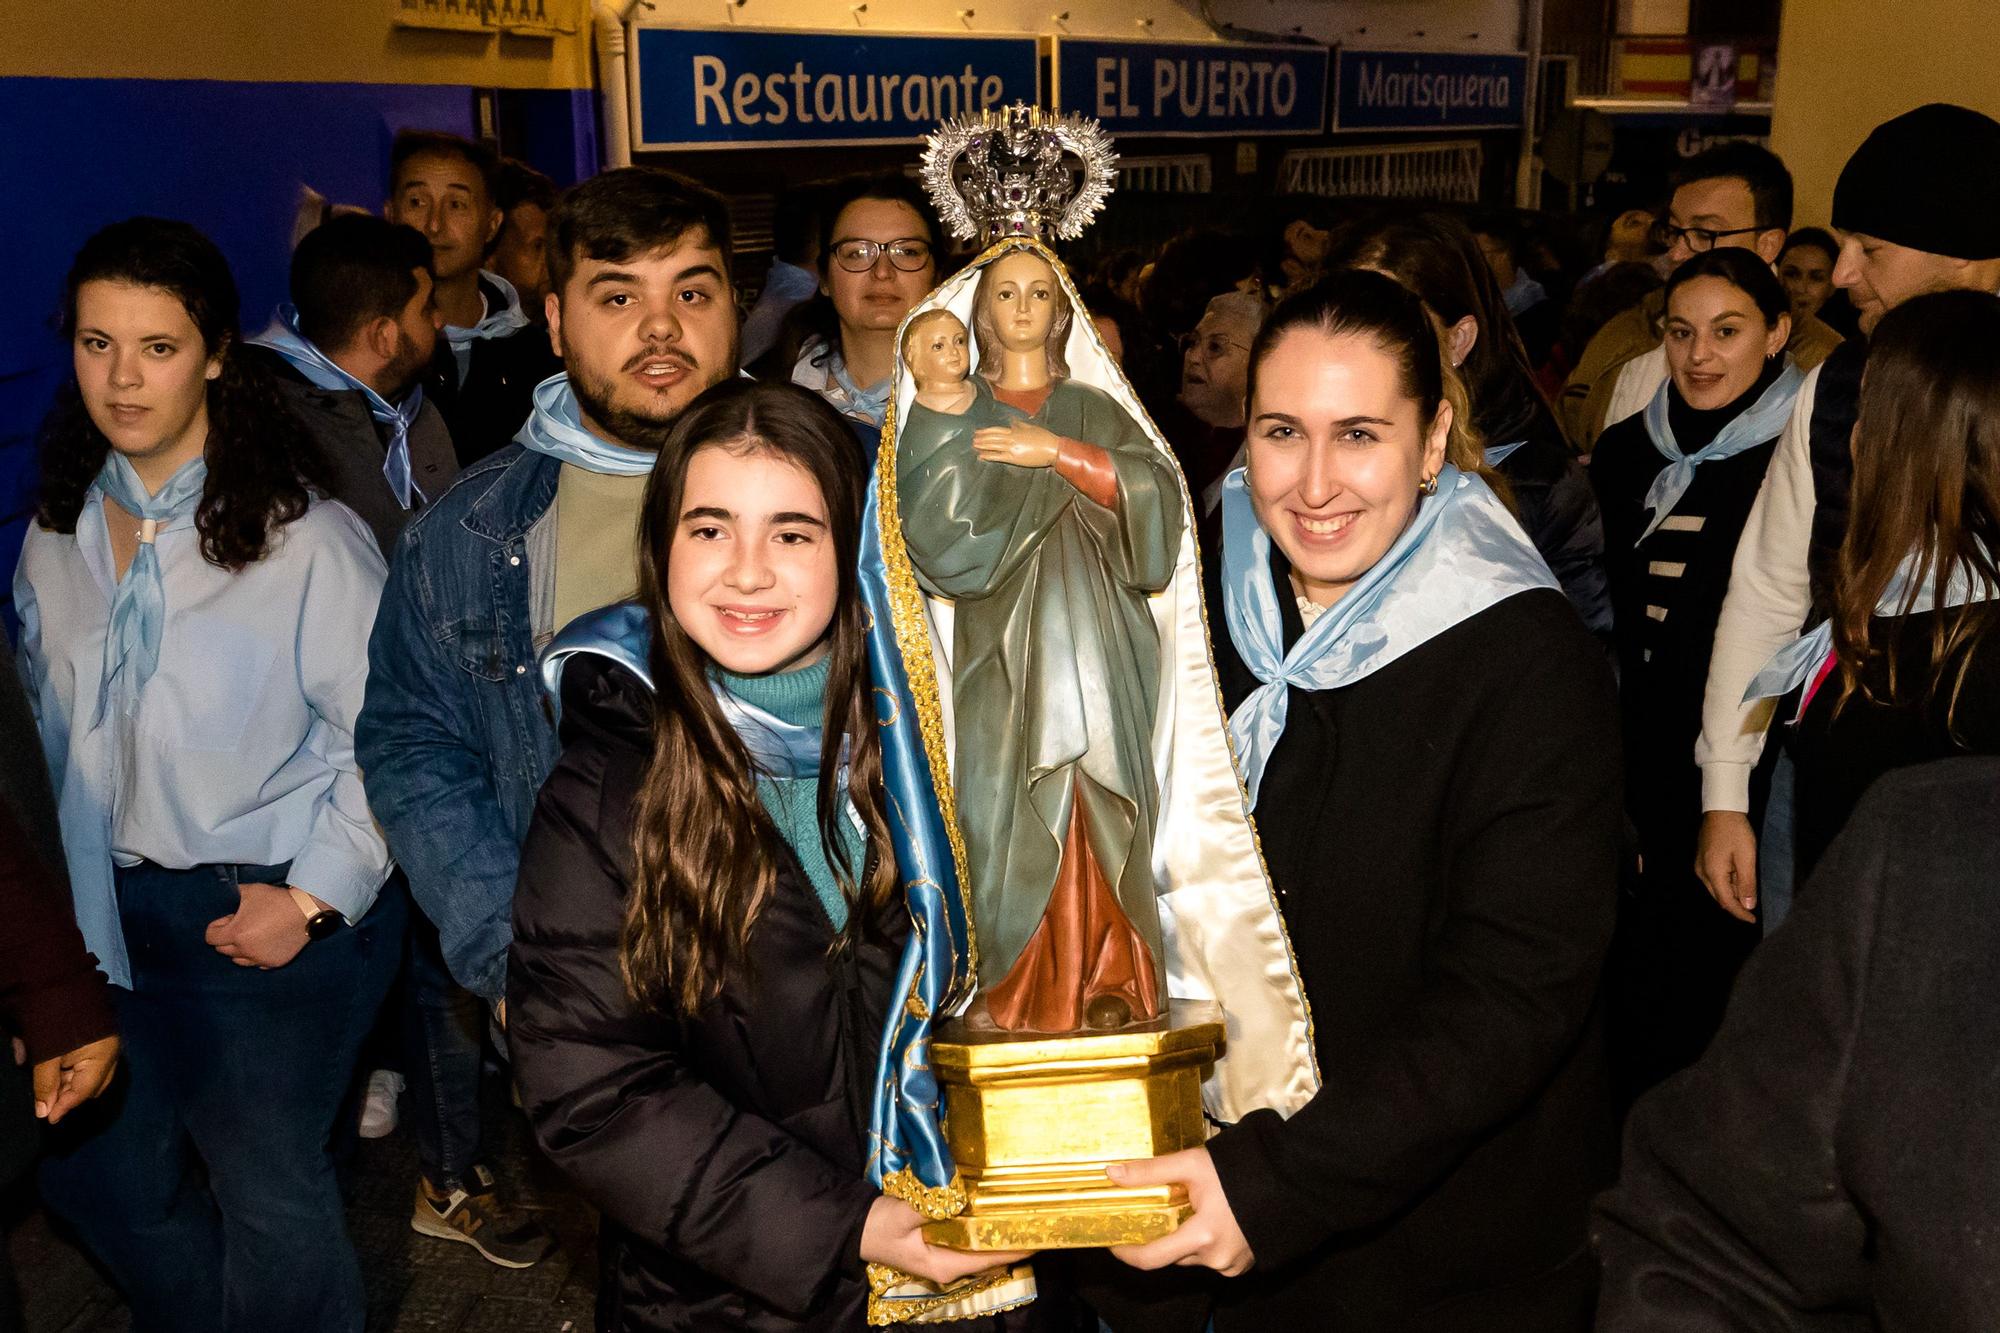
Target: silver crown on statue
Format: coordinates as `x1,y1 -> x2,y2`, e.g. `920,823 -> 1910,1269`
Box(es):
921,103 -> 1119,245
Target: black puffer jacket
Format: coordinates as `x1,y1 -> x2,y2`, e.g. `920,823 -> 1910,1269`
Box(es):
508,654 -> 904,1330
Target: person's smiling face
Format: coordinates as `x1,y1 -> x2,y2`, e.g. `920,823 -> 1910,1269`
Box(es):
1663,274 -> 1788,410
667,443 -> 838,676
1244,327 -> 1449,607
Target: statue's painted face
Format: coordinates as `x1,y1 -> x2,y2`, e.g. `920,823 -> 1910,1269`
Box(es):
981,252 -> 1060,354
906,312 -> 970,388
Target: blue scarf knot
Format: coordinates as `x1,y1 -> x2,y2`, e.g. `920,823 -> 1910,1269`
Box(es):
536,600 -> 844,778
514,374 -> 659,477
444,270 -> 531,351
1638,360 -> 1803,542
1745,549 -> 2000,708
250,306 -> 427,508
91,452 -> 208,726
1221,464 -> 1558,807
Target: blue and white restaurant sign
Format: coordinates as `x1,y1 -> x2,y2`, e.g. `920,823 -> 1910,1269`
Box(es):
630,26 -> 1042,151
1051,37 -> 1329,137
1334,49 -> 1528,131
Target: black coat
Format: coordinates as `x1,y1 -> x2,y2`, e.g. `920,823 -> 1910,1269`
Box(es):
425,280 -> 561,467
508,655 -> 901,1330
1589,388 -> 1781,1092
1188,551 -> 1622,1330
1595,757 -> 2000,1331
244,346 -> 460,559
1791,605 -> 2000,880
1491,416 -> 1614,640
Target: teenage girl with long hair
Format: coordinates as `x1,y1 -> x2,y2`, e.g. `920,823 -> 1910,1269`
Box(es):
1780,289 -> 2000,881
507,379 -> 1045,1331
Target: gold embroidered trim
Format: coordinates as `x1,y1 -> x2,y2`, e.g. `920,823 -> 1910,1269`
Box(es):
865,1264 -> 1033,1326
879,1167 -> 968,1220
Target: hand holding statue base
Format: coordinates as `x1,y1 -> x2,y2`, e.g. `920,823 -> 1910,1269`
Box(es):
921,1001 -> 1225,1251
866,108 -> 1311,1317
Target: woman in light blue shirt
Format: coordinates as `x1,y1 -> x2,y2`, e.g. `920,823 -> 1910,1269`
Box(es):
16,218 -> 403,1333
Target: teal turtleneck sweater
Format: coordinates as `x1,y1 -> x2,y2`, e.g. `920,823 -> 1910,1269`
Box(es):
714,656 -> 860,930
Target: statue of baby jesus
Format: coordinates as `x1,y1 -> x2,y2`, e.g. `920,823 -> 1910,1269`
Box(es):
904,310 -> 978,416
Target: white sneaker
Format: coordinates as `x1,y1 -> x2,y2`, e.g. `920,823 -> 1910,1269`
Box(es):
358,1069 -> 405,1139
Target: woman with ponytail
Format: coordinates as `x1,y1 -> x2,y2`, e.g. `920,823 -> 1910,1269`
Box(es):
1103,269 -> 1621,1331
18,217 -> 399,1333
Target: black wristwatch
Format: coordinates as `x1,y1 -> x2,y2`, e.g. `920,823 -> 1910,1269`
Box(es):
290,887 -> 346,943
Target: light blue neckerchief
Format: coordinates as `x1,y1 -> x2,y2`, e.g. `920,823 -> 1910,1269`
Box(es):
537,600 -> 847,779
828,348 -> 891,429
1485,439 -> 1527,467
249,306 -> 426,508
444,271 -> 533,387
1502,269 -> 1548,317
91,453 -> 208,727
795,340 -> 890,429
1638,360 -> 1803,542
1221,464 -> 1558,807
712,682 -> 840,780
514,374 -> 657,477
1744,551 -> 2000,708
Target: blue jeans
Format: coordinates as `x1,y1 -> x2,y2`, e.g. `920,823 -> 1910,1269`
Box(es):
38,861 -> 403,1333
403,906 -> 486,1189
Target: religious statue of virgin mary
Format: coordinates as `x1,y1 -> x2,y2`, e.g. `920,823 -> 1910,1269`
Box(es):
858,105 -> 1317,1323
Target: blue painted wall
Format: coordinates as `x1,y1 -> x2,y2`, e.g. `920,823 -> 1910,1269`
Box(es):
0,76 -> 598,623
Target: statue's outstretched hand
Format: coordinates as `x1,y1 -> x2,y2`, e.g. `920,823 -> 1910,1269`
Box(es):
973,422 -> 1060,468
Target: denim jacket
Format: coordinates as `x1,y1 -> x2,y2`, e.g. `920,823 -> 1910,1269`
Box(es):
356,444 -> 562,999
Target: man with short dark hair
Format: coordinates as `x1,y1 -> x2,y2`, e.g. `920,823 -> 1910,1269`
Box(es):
246,214 -> 456,555
1561,141 -> 1843,446
359,166 -> 736,1266
386,130 -> 559,465
491,157 -> 558,315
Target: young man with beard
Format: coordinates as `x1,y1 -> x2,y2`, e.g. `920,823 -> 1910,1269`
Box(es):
387,131 -> 560,465
355,168 -> 738,1259
1695,104 -> 2000,930
246,214 -> 456,555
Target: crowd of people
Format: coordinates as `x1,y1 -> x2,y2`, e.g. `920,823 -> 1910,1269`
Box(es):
2,99 -> 1998,1333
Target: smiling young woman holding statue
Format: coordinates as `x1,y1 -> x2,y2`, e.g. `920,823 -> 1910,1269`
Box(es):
1103,269 -> 1621,1330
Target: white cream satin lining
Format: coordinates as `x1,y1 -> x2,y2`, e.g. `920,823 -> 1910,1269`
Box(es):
887,239 -> 1319,1121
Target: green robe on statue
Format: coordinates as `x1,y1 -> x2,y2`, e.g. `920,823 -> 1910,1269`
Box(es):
897,376 -> 1184,1018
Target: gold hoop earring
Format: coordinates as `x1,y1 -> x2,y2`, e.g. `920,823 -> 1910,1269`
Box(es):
1420,473 -> 1439,496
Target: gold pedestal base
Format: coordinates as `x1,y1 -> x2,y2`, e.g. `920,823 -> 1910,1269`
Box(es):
922,1000 -> 1225,1250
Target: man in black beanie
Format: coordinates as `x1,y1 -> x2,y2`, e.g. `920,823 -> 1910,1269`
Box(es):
1826,103 -> 2000,333
1694,103 -> 2000,930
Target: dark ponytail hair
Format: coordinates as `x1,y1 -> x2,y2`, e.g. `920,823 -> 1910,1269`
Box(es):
1665,246 -> 1791,328
1246,267 -> 1489,477
1320,209 -> 1557,451
38,217 -> 331,569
